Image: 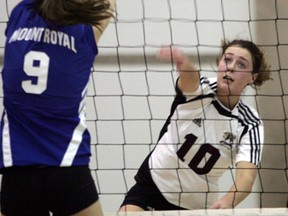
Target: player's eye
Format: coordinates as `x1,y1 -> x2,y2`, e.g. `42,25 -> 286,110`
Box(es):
237,62 -> 246,69
224,57 -> 232,64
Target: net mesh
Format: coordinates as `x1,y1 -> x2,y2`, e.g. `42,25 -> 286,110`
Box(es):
114,208 -> 288,216
0,0 -> 287,212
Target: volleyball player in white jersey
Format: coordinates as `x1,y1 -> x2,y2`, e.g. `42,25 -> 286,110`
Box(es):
120,39 -> 271,211
0,0 -> 115,215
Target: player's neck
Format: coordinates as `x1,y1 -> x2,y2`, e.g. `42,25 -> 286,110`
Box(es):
217,95 -> 239,110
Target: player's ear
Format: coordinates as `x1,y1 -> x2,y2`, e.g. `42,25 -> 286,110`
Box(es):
249,73 -> 258,85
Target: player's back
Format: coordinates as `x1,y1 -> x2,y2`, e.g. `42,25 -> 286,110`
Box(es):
0,0 -> 98,168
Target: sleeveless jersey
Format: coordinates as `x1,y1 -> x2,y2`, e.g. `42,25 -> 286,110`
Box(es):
0,0 -> 98,168
145,76 -> 263,209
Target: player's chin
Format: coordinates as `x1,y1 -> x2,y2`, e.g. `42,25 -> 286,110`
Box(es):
218,84 -> 233,95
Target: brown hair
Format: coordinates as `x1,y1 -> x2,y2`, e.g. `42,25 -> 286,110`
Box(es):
34,0 -> 113,29
217,39 -> 272,87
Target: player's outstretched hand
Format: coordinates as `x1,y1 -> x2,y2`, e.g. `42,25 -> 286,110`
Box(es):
157,47 -> 186,72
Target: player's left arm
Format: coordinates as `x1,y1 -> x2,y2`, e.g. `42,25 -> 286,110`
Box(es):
209,161 -> 257,209
93,0 -> 116,42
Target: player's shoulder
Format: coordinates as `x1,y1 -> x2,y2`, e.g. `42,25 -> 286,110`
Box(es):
11,0 -> 34,15
199,76 -> 217,93
237,100 -> 261,126
238,100 -> 259,116
8,0 -> 37,27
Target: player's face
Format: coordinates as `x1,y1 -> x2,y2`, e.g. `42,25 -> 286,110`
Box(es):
217,46 -> 256,96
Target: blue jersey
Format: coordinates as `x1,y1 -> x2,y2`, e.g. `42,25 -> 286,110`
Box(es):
0,0 -> 98,168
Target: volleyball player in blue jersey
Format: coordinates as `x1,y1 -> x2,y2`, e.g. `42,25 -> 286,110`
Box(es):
0,0 -> 115,215
119,39 -> 272,211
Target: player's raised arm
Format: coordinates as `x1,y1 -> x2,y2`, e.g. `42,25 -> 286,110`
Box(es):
157,47 -> 200,93
93,0 -> 116,42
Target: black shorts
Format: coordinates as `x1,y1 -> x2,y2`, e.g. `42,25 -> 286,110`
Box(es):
120,155 -> 186,211
1,166 -> 99,216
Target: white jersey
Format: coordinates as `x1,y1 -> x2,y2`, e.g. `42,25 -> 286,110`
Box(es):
149,76 -> 263,209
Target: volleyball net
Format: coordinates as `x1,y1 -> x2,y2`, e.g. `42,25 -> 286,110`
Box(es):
112,208 -> 288,216
0,0 -> 287,213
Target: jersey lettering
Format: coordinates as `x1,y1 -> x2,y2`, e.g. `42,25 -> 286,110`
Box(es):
22,51 -> 49,94
177,133 -> 221,174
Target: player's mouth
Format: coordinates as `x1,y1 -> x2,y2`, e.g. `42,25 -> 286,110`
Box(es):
223,75 -> 234,83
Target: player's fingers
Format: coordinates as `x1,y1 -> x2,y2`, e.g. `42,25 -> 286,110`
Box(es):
157,47 -> 172,60
158,47 -> 184,66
